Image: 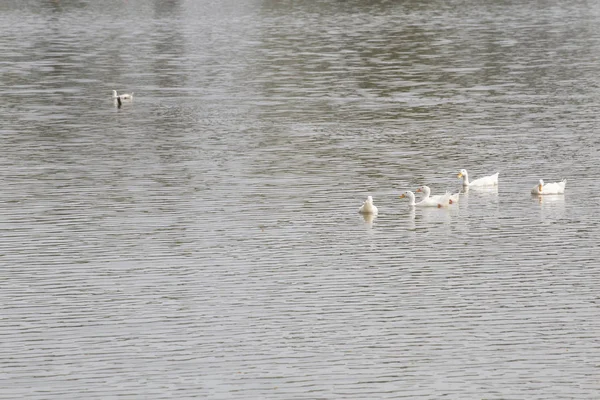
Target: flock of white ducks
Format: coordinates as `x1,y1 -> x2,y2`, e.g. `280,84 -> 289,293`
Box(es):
359,169 -> 566,215
107,93 -> 567,210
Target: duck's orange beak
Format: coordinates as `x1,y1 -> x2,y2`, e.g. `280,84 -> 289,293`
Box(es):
538,184 -> 543,192
457,173 -> 463,178
399,194 -> 405,199
416,188 -> 422,193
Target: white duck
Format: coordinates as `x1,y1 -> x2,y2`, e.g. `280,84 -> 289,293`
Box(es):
400,190 -> 451,208
531,179 -> 566,195
416,185 -> 460,205
458,169 -> 498,187
358,196 -> 378,215
112,90 -> 134,101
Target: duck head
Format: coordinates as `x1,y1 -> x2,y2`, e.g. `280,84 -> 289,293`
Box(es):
416,186 -> 431,196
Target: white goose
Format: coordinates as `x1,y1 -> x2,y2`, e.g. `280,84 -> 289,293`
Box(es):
358,196 -> 378,215
458,169 -> 498,187
531,179 -> 566,195
112,90 -> 134,101
416,185 -> 460,205
400,190 -> 451,208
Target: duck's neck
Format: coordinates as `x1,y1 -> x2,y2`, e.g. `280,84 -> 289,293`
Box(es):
461,173 -> 470,186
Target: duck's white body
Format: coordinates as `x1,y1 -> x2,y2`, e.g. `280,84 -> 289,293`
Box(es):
531,179 -> 566,195
458,169 -> 498,187
417,185 -> 460,205
358,196 -> 378,215
448,192 -> 460,204
400,190 -> 451,208
112,90 -> 134,100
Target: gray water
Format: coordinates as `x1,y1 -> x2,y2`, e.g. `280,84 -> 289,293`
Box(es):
2,0 -> 600,398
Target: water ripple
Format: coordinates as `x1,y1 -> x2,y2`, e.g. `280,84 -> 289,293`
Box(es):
2,0 -> 600,399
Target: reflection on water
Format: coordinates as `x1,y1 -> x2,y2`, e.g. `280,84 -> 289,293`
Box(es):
361,212 -> 376,226
535,194 -> 565,204
462,185 -> 499,195
1,0 -> 600,399
535,193 -> 567,222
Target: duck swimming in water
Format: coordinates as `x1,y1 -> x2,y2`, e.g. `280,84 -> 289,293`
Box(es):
358,196 -> 378,215
531,179 -> 566,195
416,185 -> 460,205
457,169 -> 498,187
112,90 -> 134,101
400,190 -> 451,208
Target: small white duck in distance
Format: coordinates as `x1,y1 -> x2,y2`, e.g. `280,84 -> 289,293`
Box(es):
112,90 -> 134,100
358,196 -> 378,215
416,185 -> 460,205
458,169 -> 498,187
400,190 -> 451,208
531,179 -> 566,195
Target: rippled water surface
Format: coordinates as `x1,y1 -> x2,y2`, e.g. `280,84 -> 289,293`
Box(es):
2,0 -> 600,398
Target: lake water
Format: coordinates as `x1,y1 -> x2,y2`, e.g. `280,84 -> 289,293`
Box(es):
1,0 -> 600,398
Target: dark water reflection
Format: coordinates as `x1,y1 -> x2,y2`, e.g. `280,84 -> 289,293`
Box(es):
1,0 -> 600,398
